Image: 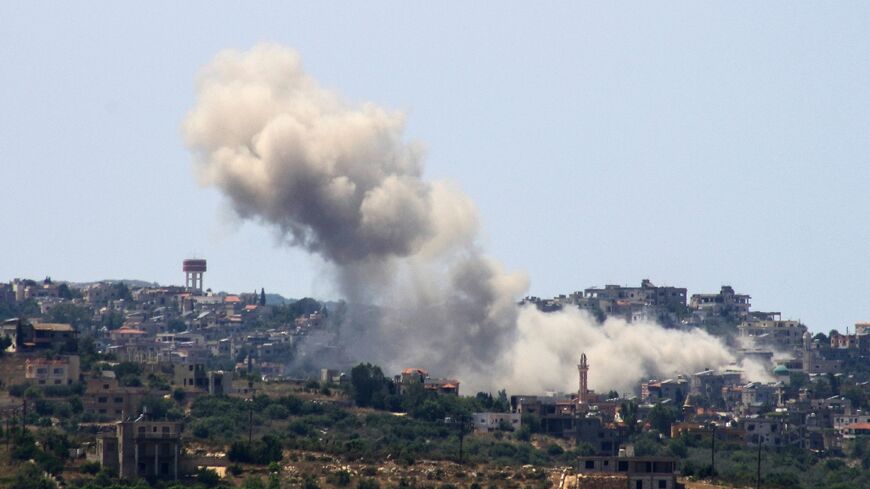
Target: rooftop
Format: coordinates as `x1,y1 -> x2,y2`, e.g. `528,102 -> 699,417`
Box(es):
32,322 -> 74,332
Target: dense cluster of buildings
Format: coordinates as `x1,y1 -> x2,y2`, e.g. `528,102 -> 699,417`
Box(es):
0,260 -> 329,480
516,280 -> 870,458
2,271 -> 869,483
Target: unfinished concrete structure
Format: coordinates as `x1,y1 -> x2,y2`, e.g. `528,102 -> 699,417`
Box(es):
575,455 -> 679,489
738,318 -> 807,350
94,413 -> 182,480
689,285 -> 751,317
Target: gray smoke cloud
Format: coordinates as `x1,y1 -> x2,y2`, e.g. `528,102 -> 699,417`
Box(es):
184,44 -> 753,394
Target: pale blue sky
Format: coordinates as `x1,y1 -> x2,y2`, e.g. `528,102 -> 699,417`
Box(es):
1,3 -> 868,332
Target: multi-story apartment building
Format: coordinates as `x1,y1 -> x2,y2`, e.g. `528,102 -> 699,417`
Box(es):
24,355 -> 80,386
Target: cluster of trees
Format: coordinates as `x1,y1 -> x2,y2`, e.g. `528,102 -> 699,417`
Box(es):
265,298 -> 323,328
347,363 -> 510,423
179,382 -> 581,469
7,428 -> 71,477
0,298 -> 40,322
228,435 -> 283,464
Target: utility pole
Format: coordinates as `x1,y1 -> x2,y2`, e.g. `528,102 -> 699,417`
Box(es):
248,401 -> 254,444
756,442 -> 762,489
458,414 -> 468,464
449,414 -> 471,465
710,423 -> 716,477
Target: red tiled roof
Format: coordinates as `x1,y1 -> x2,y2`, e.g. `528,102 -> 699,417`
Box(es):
402,368 -> 428,376
113,327 -> 145,335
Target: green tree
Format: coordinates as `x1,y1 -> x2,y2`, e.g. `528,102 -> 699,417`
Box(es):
110,282 -> 133,301
349,363 -> 392,408
10,462 -> 56,489
45,303 -> 91,330
648,403 -> 678,435
196,467 -> 222,488
243,477 -> 266,489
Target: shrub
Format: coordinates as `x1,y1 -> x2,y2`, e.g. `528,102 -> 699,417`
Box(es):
357,479 -> 380,489
302,474 -> 321,489
9,383 -> 28,397
196,467 -> 222,488
546,444 -> 564,456
327,470 -> 352,487
264,403 -> 289,420
80,461 -> 101,474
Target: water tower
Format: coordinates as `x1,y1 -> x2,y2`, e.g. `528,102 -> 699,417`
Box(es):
183,259 -> 207,293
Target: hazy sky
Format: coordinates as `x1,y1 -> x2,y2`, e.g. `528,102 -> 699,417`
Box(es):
1,3 -> 868,332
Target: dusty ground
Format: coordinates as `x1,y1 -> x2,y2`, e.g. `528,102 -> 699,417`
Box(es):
219,449 -> 561,488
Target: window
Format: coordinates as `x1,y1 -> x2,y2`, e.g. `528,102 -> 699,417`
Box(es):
659,481 -> 667,489
98,397 -> 107,403
114,397 -> 123,403
585,461 -> 595,469
618,461 -> 628,472
636,481 -> 643,489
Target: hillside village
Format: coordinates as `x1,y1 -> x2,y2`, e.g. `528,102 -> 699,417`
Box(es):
1,268 -> 869,489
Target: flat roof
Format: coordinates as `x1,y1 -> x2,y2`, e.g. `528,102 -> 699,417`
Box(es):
32,322 -> 74,332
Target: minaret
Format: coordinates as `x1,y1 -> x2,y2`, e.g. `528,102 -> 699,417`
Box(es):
578,353 -> 589,404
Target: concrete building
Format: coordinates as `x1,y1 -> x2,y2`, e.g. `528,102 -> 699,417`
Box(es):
641,377 -> 688,405
742,415 -> 800,447
83,373 -> 147,420
690,369 -> 742,405
206,370 -> 231,396
575,455 -> 679,489
15,321 -> 77,350
739,318 -> 807,350
396,368 -> 460,396
576,416 -> 623,455
841,422 -> 870,441
24,355 -> 80,386
471,412 -> 521,433
581,280 -> 687,324
583,280 -> 686,309
93,413 -> 182,480
689,285 -> 751,317
174,363 -> 208,390
802,331 -> 842,374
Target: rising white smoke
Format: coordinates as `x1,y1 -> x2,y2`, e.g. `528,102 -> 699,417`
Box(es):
501,307 -> 737,395
184,44 -> 744,394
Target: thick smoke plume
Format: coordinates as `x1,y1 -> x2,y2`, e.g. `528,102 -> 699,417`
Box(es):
506,308 -> 737,394
185,44 -> 748,394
